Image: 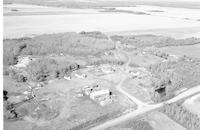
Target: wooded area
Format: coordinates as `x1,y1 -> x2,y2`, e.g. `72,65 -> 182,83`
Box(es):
161,103 -> 200,130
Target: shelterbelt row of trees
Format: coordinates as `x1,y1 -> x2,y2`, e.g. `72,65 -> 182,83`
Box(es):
161,103 -> 200,130
3,32 -> 115,66
148,56 -> 200,102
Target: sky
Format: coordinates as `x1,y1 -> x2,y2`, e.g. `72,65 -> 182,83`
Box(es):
94,0 -> 200,2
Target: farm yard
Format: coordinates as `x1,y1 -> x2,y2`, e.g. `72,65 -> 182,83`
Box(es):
3,30 -> 200,129
3,1 -> 200,130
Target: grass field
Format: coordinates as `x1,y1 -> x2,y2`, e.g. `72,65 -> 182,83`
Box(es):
161,43 -> 200,58
122,77 -> 153,103
106,111 -> 186,130
129,52 -> 163,67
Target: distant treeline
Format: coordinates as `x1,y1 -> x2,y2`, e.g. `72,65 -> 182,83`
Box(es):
3,32 -> 115,66
88,59 -> 124,66
100,8 -> 150,15
161,102 -> 200,130
111,35 -> 200,48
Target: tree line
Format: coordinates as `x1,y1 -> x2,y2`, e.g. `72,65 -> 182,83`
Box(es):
161,103 -> 200,130
110,35 -> 200,48
3,32 -> 115,66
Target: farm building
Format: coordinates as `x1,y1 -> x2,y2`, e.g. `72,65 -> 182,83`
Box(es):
75,73 -> 87,79
90,89 -> 110,101
82,85 -> 113,106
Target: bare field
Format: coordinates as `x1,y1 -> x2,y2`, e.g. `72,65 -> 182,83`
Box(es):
146,111 -> 187,130
3,4 -> 99,15
4,4 -> 200,39
183,93 -> 200,117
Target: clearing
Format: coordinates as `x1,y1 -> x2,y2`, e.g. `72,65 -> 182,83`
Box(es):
161,43 -> 200,58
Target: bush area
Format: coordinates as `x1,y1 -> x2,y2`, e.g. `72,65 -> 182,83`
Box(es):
148,56 -> 200,102
88,59 -> 124,66
26,58 -> 80,82
161,103 -> 200,130
107,119 -> 153,130
3,32 -> 115,66
79,31 -> 108,39
111,35 -> 200,48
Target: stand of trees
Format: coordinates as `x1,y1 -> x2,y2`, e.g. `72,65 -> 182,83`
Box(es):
161,103 -> 200,130
88,59 -> 124,66
26,58 -> 80,82
3,32 -> 115,66
150,72 -> 183,102
79,31 -> 108,39
110,35 -> 200,48
149,56 -> 200,102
